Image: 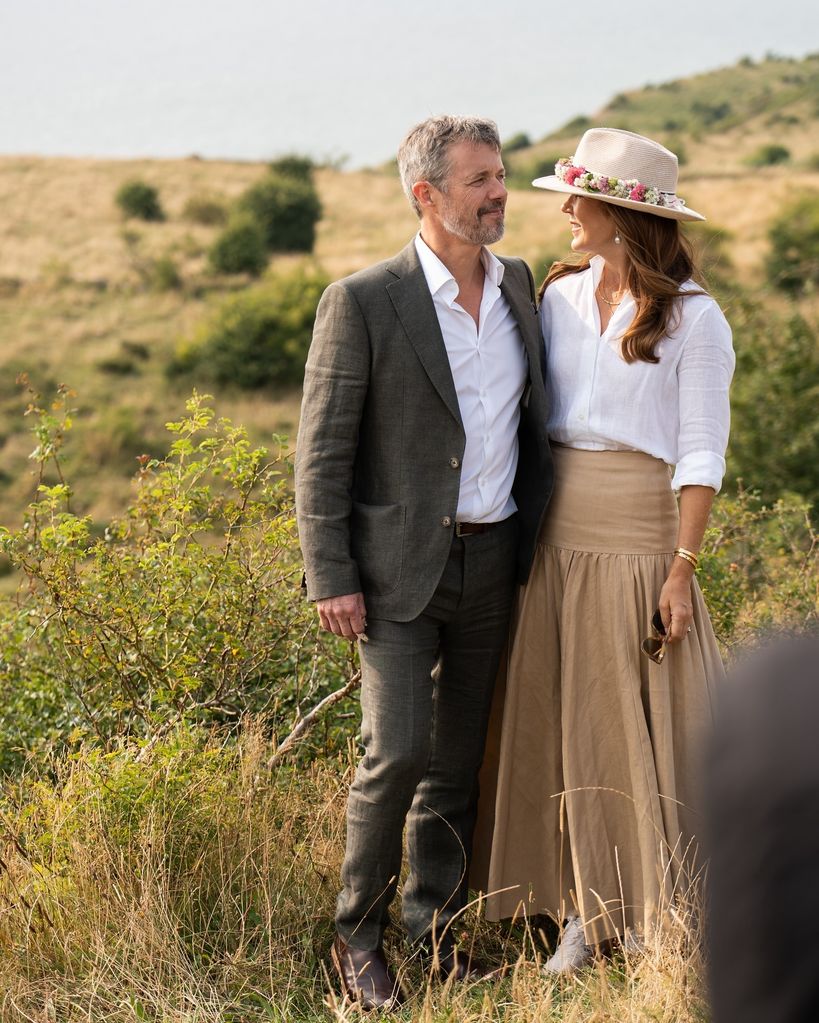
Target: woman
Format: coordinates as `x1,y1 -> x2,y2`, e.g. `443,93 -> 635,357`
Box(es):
475,128 -> 735,972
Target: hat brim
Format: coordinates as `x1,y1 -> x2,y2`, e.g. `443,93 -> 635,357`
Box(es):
531,175 -> 706,222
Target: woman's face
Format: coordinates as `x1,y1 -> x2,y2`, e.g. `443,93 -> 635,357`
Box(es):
561,194 -> 617,256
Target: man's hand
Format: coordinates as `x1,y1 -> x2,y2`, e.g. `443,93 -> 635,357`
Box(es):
316,592 -> 368,641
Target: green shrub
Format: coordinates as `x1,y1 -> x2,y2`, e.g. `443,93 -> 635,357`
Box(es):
96,341 -> 151,377
172,264 -> 328,388
506,154 -> 560,190
268,153 -> 316,179
238,172 -> 322,253
95,356 -> 139,376
745,143 -> 791,167
700,489 -> 818,647
691,100 -> 732,126
724,291 -> 819,507
150,254 -> 182,290
115,180 -> 165,222
502,132 -> 531,154
182,192 -> 228,225
208,214 -> 268,276
767,193 -> 819,295
0,391 -> 352,772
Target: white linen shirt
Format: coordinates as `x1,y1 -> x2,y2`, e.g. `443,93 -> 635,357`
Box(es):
541,255 -> 735,492
415,233 -> 528,522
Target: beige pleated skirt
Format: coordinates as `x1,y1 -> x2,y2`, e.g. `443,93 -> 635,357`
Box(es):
471,445 -> 725,945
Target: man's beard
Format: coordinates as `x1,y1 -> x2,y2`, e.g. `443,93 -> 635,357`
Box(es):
440,198 -> 505,246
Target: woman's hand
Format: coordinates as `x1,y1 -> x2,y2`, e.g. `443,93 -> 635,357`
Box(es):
658,562 -> 695,644
658,484 -> 716,644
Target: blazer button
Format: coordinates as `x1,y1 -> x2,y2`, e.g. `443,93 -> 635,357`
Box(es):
449,457 -> 460,469
441,516 -> 452,527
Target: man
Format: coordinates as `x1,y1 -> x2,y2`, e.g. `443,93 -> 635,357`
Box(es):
295,115 -> 553,1009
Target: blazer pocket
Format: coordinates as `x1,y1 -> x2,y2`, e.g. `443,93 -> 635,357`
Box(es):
350,501 -> 406,596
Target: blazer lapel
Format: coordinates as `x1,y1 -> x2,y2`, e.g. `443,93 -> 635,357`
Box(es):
385,243 -> 463,427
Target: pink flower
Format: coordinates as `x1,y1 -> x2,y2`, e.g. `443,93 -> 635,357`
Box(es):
565,165 -> 585,185
629,184 -> 646,201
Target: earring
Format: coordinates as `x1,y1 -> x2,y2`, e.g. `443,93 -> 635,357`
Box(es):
614,233 -> 621,245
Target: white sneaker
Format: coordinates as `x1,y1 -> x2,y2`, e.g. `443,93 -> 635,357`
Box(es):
543,916 -> 594,974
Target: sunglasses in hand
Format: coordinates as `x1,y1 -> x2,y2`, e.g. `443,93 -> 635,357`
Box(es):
641,608 -> 667,664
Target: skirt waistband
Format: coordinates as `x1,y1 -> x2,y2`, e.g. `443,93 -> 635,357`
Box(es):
541,445 -> 679,554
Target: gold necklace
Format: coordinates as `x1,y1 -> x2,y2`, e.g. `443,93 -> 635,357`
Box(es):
597,279 -> 624,308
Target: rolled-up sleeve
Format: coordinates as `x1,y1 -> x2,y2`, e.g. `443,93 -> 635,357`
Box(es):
671,301 -> 735,493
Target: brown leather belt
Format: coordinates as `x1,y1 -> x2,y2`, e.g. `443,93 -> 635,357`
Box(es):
455,521 -> 502,537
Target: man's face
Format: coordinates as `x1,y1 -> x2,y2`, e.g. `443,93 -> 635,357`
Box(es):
434,142 -> 507,246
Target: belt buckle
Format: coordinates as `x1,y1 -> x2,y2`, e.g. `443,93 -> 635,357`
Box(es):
455,522 -> 469,537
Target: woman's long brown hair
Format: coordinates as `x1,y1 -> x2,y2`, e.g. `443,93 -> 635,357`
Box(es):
538,201 -> 703,364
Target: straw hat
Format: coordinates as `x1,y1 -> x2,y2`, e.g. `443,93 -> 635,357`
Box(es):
532,127 -> 704,222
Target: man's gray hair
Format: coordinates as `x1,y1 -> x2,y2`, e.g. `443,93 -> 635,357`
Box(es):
397,115 -> 501,218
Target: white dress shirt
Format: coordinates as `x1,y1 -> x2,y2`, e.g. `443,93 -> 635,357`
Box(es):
541,255 -> 735,492
415,233 -> 528,522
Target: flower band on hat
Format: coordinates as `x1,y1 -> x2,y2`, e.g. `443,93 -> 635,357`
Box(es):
555,158 -> 688,213
531,128 -> 705,220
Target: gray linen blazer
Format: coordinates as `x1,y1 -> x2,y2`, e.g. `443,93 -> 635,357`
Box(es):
295,240 -> 554,622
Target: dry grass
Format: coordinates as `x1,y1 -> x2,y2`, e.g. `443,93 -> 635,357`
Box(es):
0,726 -> 710,1022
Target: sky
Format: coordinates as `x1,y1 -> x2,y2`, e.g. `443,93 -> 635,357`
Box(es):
1,0 -> 817,168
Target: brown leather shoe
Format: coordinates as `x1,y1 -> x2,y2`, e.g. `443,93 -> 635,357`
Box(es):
331,934 -> 403,1011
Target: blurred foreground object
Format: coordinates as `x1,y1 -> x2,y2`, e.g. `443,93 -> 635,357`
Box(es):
706,632 -> 819,1023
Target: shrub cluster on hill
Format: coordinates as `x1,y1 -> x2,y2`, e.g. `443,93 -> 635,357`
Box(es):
115,179 -> 165,221
170,264 -> 328,389
208,156 -> 323,276
112,157 -> 324,281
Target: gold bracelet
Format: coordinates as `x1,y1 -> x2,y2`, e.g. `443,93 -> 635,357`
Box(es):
674,547 -> 699,569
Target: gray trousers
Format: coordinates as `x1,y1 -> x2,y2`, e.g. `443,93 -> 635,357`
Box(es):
336,517 -> 518,950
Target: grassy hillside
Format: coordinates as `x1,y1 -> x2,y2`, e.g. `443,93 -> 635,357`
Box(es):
0,54 -> 817,536
512,51 -> 819,169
